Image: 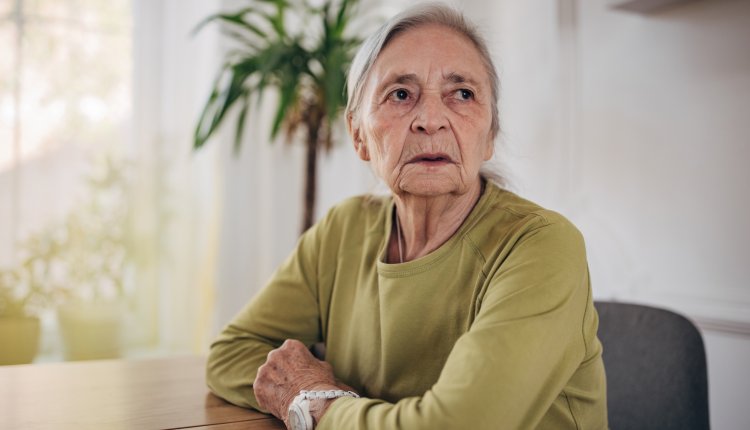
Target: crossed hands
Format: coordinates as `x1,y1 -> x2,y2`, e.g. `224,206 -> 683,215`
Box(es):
254,339 -> 355,429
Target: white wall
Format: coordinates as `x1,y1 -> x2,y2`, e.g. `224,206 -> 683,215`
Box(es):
489,0 -> 750,428
213,0 -> 750,428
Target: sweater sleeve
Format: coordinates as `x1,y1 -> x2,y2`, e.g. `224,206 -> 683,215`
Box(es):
205,214 -> 327,411
318,216 -> 596,429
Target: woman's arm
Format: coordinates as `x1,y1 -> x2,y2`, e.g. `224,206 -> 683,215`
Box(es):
206,217 -> 326,411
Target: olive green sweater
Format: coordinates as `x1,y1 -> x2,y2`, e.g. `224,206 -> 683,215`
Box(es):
206,183 -> 608,429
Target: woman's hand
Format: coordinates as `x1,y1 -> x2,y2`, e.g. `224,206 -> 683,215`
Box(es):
254,339 -> 352,427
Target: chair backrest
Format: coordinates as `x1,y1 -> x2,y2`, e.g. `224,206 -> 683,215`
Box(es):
595,301 -> 710,430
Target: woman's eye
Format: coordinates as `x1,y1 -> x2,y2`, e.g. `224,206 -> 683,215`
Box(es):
390,89 -> 409,101
455,89 -> 474,100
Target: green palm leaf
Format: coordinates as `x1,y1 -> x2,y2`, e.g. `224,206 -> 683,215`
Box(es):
193,0 -> 364,231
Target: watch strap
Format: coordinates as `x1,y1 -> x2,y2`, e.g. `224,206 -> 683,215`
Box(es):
299,389 -> 360,400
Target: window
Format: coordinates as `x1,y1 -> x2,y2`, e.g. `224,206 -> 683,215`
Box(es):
3,0 -> 253,363
1,0 -> 132,256
0,0 -> 135,360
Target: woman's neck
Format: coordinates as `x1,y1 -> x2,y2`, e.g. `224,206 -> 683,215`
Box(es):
390,179 -> 484,263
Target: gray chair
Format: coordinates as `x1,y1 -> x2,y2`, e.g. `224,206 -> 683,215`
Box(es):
595,301 -> 710,430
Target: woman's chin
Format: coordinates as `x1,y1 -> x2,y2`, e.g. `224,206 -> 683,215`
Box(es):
397,176 -> 464,197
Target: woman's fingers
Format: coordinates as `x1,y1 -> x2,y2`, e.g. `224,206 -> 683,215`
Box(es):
253,339 -> 341,422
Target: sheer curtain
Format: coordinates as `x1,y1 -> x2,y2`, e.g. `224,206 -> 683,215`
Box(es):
0,0 -> 151,359
130,0 -> 224,354
0,0 -> 227,358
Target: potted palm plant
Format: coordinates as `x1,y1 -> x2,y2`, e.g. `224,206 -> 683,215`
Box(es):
193,0 -> 361,232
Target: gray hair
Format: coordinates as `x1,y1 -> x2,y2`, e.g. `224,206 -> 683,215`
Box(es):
345,2 -> 500,139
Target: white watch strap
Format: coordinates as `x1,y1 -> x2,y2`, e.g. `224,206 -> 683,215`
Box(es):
300,389 -> 360,400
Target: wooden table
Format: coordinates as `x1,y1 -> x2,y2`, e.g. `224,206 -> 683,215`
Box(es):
0,356 -> 285,430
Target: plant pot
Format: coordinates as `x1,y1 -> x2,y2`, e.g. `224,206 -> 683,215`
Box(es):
0,316 -> 41,365
57,301 -> 124,361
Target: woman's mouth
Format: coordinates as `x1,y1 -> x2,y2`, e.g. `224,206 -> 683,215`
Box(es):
408,153 -> 453,165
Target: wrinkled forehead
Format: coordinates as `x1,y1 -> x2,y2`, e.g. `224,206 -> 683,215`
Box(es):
366,24 -> 492,92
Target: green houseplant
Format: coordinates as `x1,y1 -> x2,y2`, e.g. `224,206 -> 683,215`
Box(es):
0,272 -> 42,365
0,156 -> 134,363
54,156 -> 134,361
194,0 -> 361,232
0,232 -> 62,365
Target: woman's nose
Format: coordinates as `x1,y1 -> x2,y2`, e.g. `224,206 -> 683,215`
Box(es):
410,94 -> 448,135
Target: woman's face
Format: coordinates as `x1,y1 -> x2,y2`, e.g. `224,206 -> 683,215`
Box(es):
350,24 -> 495,198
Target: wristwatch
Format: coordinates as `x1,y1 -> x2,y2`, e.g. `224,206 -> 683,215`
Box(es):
288,389 -> 359,430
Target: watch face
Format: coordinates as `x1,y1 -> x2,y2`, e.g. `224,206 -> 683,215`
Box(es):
288,404 -> 306,430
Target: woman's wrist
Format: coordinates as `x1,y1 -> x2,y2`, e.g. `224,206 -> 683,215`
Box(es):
309,397 -> 333,426
307,386 -> 357,427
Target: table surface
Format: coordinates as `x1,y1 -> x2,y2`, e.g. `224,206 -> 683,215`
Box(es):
0,356 -> 285,430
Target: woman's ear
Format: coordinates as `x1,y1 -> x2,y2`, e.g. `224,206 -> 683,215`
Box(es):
483,137 -> 495,161
347,112 -> 370,161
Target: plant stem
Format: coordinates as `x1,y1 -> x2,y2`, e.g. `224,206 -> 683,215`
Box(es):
302,120 -> 320,233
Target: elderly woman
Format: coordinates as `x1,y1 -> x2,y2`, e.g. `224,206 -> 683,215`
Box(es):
207,3 -> 607,430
